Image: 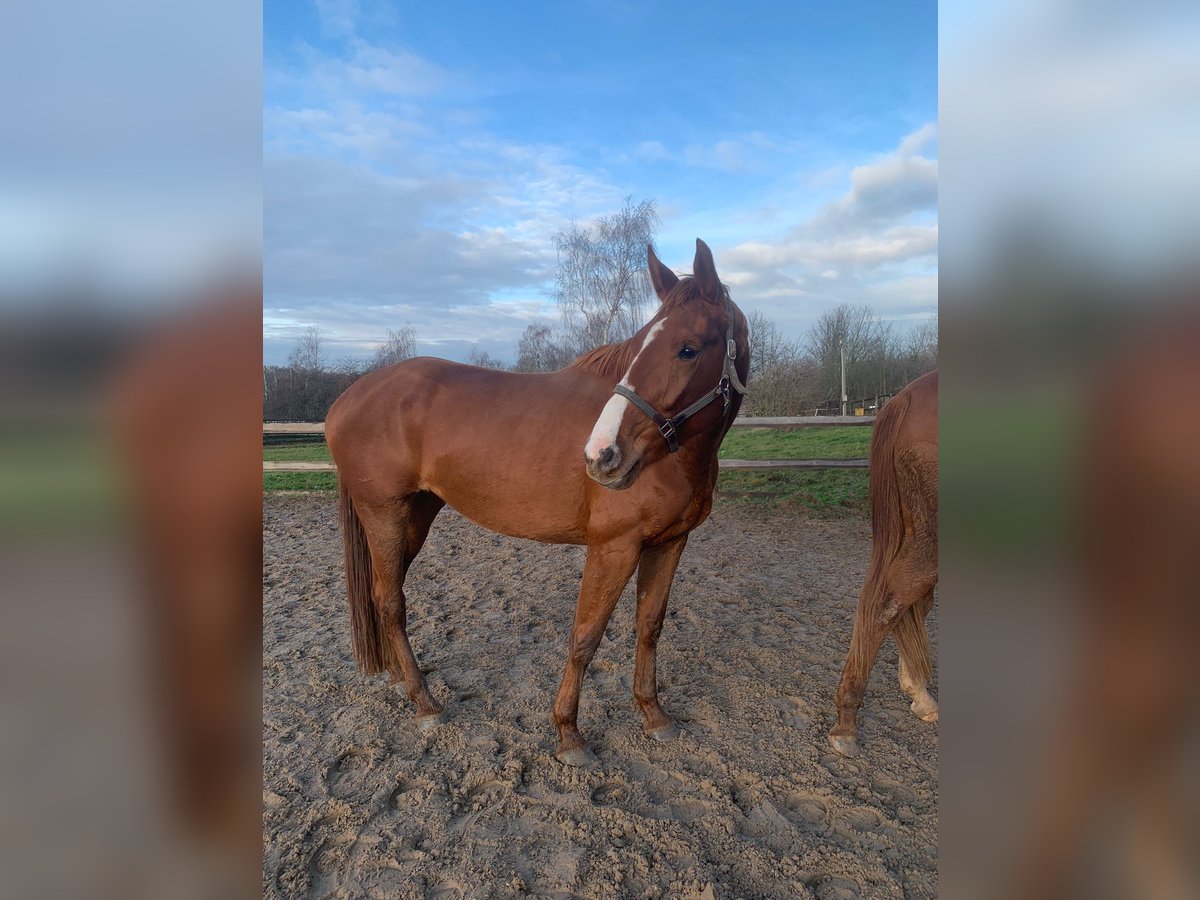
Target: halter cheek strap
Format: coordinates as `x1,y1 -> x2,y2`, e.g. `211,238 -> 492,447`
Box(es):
613,379 -> 729,453
613,290 -> 748,453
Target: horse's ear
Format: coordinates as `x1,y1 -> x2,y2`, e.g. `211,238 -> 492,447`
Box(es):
647,244 -> 678,302
693,238 -> 721,302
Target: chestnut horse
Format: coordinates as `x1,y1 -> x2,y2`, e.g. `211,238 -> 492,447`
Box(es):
326,239 -> 749,765
829,370 -> 938,757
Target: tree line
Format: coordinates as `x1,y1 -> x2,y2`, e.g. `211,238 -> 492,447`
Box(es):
264,198 -> 936,421
263,323 -> 507,421
744,307 -> 937,416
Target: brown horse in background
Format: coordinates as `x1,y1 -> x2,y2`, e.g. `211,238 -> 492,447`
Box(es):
829,370 -> 938,757
326,239 -> 749,765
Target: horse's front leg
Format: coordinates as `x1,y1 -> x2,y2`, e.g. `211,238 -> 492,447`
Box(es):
552,540 -> 641,766
633,534 -> 688,741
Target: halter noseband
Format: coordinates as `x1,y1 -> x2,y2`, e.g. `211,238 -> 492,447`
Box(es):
612,288 -> 749,453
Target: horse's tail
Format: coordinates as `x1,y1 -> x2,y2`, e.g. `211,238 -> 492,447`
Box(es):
339,479 -> 391,674
853,390 -> 931,678
867,390 -> 912,583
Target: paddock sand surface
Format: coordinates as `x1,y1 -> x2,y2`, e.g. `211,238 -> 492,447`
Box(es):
264,493 -> 938,899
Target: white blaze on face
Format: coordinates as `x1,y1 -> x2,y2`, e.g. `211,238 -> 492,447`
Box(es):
584,318 -> 667,462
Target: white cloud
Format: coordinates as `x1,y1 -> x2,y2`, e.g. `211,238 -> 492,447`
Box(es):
719,124 -> 938,328
264,34 -> 636,364
314,0 -> 359,38
629,133 -> 799,173
813,141 -> 938,232
635,140 -> 670,162
897,121 -> 937,157
264,17 -> 937,363
338,43 -> 448,96
265,155 -> 549,309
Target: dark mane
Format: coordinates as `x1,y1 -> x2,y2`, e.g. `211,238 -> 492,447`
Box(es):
569,276 -> 724,378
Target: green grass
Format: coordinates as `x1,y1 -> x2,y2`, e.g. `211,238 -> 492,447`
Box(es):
716,469 -> 868,514
718,426 -> 870,460
263,442 -> 332,462
262,433 -> 870,516
715,426 -> 870,514
263,471 -> 338,491
263,441 -> 334,491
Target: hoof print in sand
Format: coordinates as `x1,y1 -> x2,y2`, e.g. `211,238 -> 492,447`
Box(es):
325,747 -> 375,799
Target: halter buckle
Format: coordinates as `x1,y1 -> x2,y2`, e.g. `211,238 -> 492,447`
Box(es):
727,338 -> 737,360
658,420 -> 677,444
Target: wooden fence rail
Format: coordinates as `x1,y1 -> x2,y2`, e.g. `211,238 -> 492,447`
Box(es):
263,416 -> 873,435
264,458 -> 869,473
263,416 -> 874,473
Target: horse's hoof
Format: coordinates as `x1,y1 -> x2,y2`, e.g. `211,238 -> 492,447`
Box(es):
828,733 -> 860,758
910,699 -> 939,723
555,746 -> 599,768
645,722 -> 680,743
416,710 -> 446,731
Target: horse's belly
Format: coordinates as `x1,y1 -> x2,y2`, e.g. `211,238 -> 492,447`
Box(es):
421,454 -> 587,545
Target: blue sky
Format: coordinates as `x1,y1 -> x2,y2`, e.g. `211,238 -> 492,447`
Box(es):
264,0 -> 937,366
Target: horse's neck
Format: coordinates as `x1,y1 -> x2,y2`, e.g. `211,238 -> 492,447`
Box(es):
689,406 -> 738,467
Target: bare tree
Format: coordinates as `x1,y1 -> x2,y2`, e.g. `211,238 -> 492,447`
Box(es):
748,311 -> 795,375
368,325 -> 417,372
804,305 -> 937,409
287,326 -> 326,372
271,327 -> 359,420
741,311 -> 821,416
466,346 -> 506,370
513,322 -> 575,373
554,197 -> 659,352
806,304 -> 893,405
331,355 -> 365,376
901,318 -> 938,380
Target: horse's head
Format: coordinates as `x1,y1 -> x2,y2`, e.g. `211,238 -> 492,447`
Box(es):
584,238 -> 748,489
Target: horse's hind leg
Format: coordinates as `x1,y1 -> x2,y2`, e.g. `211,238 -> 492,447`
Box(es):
363,492 -> 445,727
830,557 -> 936,758
633,535 -> 688,741
552,539 -> 641,766
829,576 -> 892,758
896,590 -> 938,722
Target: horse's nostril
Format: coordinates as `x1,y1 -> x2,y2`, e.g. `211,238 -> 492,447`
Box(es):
598,446 -> 616,467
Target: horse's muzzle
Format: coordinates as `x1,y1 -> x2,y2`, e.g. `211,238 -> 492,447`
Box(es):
584,447 -> 641,490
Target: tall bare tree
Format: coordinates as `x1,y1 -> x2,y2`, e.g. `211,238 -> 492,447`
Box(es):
287,326 -> 325,372
741,311 -> 821,415
748,310 -> 795,375
368,324 -> 417,371
466,346 -> 506,370
513,322 -> 576,373
806,304 -> 894,405
804,305 -> 936,408
554,197 -> 659,352
900,318 -> 938,381
273,326 -> 357,420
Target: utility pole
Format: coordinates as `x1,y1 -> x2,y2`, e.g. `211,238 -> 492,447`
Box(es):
840,341 -> 848,416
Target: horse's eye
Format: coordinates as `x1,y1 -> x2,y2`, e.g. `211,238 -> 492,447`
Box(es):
678,345 -> 697,360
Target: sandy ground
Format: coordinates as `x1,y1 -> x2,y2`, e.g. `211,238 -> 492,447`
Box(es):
263,493 -> 938,899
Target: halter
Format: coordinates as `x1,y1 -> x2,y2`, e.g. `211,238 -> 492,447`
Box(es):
612,287 -> 749,453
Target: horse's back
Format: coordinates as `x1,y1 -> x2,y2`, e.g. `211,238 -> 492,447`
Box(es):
894,370 -> 937,459
326,358 -> 449,484
327,358 -> 605,540
327,357 -> 447,430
